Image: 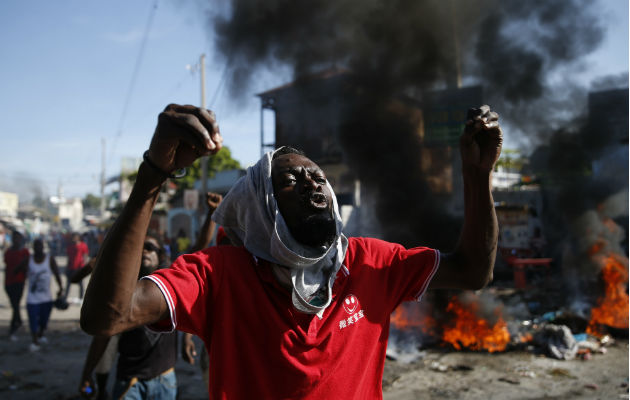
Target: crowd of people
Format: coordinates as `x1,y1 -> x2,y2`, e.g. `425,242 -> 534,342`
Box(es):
2,193 -> 220,399
2,228 -> 96,349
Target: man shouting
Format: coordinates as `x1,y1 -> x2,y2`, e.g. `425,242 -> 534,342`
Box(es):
81,103 -> 502,399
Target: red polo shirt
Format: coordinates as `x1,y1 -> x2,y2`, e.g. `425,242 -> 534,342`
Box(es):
146,237 -> 439,399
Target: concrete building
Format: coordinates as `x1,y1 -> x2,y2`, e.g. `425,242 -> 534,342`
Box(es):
57,197 -> 84,232
0,191 -> 18,218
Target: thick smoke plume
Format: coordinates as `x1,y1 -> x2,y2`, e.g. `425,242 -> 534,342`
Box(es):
205,0 -> 614,250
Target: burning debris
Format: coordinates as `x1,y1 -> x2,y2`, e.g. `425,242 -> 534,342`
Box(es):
387,282 -> 625,363
441,294 -> 510,353
386,193 -> 627,361
532,324 -> 577,360
586,252 -> 629,335
389,291 -> 511,357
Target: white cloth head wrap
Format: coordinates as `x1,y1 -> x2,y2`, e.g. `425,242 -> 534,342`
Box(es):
212,149 -> 348,316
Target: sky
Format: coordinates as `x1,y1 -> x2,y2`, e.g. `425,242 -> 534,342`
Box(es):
0,0 -> 627,203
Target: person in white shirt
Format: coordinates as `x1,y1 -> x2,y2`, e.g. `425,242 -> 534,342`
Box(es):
23,238 -> 62,352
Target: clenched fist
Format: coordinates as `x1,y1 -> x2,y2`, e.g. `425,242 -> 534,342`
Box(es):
205,192 -> 223,214
460,105 -> 503,172
146,104 -> 223,176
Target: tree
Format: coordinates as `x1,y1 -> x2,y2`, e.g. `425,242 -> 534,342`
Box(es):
82,193 -> 101,210
173,146 -> 242,193
495,149 -> 527,172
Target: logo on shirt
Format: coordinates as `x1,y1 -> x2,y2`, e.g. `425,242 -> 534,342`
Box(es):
338,309 -> 365,330
342,294 -> 359,314
339,294 -> 365,331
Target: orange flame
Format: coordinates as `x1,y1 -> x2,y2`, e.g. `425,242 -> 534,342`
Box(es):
519,333 -> 533,343
441,297 -> 510,353
390,304 -> 437,336
587,254 -> 629,335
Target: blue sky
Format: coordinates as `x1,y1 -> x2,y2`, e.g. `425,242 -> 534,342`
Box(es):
0,0 -> 627,202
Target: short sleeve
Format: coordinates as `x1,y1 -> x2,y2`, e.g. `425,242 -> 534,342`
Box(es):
142,248 -> 224,338
390,246 -> 440,303
353,238 -> 440,307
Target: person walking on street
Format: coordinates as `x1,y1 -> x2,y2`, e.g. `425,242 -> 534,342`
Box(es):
4,229 -> 29,340
65,232 -> 88,303
24,238 -> 63,351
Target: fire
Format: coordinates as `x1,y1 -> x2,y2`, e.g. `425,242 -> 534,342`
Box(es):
390,304 -> 437,336
519,333 -> 533,343
587,254 -> 629,335
441,297 -> 510,353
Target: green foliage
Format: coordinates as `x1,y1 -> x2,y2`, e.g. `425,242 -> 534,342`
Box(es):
173,146 -> 242,192
208,146 -> 242,176
495,149 -> 527,172
82,193 -> 102,210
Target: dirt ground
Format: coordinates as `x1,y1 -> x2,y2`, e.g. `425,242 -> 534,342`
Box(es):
1,259 -> 628,400
382,343 -> 628,400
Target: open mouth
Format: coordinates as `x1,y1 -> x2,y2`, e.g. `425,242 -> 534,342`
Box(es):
305,192 -> 328,210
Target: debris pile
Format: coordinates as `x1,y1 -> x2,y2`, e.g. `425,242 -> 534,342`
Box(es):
387,286 -> 624,363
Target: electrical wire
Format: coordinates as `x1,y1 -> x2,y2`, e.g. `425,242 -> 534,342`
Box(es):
209,60 -> 230,109
109,0 -> 159,163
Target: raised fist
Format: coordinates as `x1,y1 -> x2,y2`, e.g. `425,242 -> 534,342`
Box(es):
460,105 -> 503,172
146,104 -> 223,176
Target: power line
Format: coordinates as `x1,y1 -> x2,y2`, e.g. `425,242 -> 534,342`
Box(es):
209,60 -> 230,109
110,0 -> 159,162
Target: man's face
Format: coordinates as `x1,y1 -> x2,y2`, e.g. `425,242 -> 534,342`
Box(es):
140,237 -> 161,277
271,153 -> 337,247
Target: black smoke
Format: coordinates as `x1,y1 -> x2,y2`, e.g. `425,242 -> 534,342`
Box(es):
204,0 -> 618,250
211,0 -> 604,107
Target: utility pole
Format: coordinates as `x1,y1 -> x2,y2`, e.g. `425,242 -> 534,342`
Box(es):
200,54 -> 208,197
100,137 -> 106,217
449,0 -> 462,88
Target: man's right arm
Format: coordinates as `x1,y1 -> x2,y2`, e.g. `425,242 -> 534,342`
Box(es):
80,104 -> 222,336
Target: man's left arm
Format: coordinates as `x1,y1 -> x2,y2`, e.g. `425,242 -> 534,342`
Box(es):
429,105 -> 502,290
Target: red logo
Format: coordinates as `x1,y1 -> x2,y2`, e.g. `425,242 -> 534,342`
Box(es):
342,294 -> 359,314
